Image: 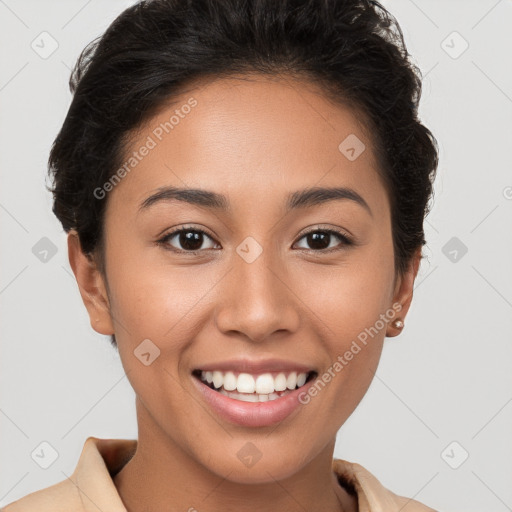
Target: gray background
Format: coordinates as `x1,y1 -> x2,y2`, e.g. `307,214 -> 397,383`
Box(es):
1,1 -> 511,511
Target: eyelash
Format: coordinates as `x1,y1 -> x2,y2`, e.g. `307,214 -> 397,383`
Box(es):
156,225 -> 354,255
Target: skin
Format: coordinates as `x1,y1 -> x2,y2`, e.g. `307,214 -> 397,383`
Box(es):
68,74 -> 421,512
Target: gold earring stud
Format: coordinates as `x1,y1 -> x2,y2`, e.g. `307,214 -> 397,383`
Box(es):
392,319 -> 404,330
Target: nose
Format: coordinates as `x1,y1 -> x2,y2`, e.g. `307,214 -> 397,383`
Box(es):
214,247 -> 301,343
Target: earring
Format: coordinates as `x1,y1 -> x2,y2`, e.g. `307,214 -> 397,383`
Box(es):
392,319 -> 404,330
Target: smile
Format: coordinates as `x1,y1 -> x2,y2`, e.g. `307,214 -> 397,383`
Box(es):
193,369 -> 317,403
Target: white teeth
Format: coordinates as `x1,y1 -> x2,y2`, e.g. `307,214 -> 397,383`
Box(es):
237,373 -> 255,393
286,372 -> 297,390
296,373 -> 307,387
223,371 -> 237,391
274,373 -> 287,391
199,369 -> 310,397
255,373 -> 274,394
212,371 -> 223,389
218,389 -> 287,402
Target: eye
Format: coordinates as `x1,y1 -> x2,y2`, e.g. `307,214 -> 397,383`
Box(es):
157,226 -> 220,253
293,228 -> 353,252
157,225 -> 353,254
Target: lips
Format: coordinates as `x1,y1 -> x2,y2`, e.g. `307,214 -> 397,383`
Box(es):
190,359 -> 318,425
191,369 -> 318,427
195,358 -> 314,375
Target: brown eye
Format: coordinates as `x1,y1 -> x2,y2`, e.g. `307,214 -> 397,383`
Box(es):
158,228 -> 219,252
294,229 -> 353,252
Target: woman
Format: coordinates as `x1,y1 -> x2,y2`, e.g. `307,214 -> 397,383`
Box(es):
3,0 -> 439,510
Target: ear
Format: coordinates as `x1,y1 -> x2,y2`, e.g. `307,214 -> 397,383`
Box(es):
67,230 -> 115,335
386,247 -> 422,337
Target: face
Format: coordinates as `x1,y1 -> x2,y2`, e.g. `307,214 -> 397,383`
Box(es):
70,75 -> 419,483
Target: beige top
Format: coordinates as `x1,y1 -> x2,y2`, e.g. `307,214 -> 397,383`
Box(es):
2,437 -> 437,511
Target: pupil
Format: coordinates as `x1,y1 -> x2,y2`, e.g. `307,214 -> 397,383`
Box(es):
308,232 -> 329,250
181,231 -> 202,251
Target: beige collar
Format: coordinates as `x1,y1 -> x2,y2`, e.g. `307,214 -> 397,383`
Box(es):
68,436 -> 434,512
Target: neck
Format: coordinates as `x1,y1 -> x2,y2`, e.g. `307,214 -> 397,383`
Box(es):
113,401 -> 358,512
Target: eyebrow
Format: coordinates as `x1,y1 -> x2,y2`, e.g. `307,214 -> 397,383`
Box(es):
138,185 -> 372,216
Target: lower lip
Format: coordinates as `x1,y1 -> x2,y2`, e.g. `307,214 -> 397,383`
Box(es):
192,375 -> 314,427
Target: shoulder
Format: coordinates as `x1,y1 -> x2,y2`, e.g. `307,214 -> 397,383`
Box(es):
1,436 -> 135,512
332,458 -> 438,512
1,479 -> 82,512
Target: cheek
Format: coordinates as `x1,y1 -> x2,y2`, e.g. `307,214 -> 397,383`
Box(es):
297,242 -> 395,390
296,265 -> 391,431
302,244 -> 396,333
104,248 -> 229,365
107,265 -> 196,339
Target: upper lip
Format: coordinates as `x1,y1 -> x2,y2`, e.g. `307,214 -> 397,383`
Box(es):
194,358 -> 315,375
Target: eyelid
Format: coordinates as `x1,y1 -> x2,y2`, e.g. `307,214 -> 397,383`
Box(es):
156,225 -> 219,253
297,224 -> 353,241
157,223 -> 215,239
293,225 -> 354,251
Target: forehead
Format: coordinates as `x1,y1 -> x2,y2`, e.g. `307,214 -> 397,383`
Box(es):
108,74 -> 388,216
